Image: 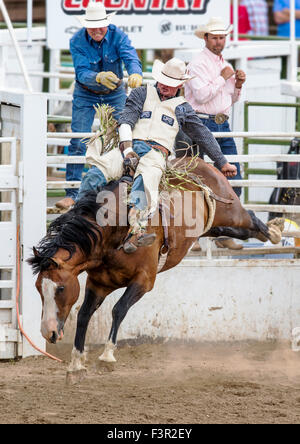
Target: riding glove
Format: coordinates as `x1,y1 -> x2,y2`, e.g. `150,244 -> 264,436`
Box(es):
96,71 -> 120,90
128,73 -> 143,89
123,155 -> 139,176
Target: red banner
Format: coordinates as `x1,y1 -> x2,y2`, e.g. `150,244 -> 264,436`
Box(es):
62,0 -> 210,14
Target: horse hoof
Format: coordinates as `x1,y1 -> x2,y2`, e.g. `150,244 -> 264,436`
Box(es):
268,217 -> 285,232
268,225 -> 282,244
65,369 -> 87,385
97,359 -> 116,373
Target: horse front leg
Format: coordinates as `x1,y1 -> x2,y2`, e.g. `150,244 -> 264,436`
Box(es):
99,281 -> 147,366
66,279 -> 111,384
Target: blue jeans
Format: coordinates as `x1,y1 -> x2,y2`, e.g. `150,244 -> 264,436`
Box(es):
66,83 -> 127,199
200,119 -> 242,197
77,140 -> 152,210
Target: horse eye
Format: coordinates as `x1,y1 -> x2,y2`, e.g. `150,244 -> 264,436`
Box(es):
56,286 -> 65,293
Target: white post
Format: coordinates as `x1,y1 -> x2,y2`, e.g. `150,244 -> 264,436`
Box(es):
0,90 -> 47,358
27,0 -> 33,47
290,0 -> 296,42
20,92 -> 47,357
232,55 -> 247,203
0,46 -> 7,87
289,0 -> 298,82
48,49 -> 61,114
233,0 -> 239,44
0,0 -> 33,92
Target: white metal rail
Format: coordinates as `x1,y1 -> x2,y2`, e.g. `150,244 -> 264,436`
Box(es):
46,131 -> 300,214
47,154 -> 300,164
47,131 -> 300,140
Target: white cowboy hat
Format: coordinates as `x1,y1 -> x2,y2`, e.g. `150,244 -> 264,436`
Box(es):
152,58 -> 192,88
194,16 -> 233,39
77,2 -> 117,29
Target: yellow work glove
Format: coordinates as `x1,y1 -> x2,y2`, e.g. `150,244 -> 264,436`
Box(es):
96,71 -> 120,90
128,73 -> 143,89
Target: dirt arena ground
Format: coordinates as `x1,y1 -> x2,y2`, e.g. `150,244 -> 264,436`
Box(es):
0,339 -> 300,424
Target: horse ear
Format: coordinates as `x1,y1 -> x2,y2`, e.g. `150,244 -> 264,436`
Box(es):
33,247 -> 40,257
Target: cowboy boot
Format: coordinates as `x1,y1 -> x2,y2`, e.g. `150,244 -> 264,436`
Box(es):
55,197 -> 75,210
123,232 -> 157,254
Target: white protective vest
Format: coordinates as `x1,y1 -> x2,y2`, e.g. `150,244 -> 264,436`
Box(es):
132,84 -> 186,153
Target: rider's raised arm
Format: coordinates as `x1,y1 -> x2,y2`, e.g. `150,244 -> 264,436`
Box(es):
118,86 -> 147,128
176,102 -> 227,170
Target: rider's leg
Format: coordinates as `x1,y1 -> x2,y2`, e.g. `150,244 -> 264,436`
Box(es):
77,149 -> 124,201
123,175 -> 156,254
76,166 -> 107,201
123,148 -> 165,253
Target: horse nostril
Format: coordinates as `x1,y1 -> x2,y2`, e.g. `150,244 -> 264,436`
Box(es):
50,331 -> 58,344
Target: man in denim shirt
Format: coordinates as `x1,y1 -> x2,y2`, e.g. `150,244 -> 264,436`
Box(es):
56,3 -> 142,210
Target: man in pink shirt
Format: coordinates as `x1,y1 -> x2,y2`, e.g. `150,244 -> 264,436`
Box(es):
182,17 -> 246,250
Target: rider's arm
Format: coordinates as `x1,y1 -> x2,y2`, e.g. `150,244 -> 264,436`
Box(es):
119,86 -> 147,129
118,87 -> 147,158
119,124 -> 133,157
118,86 -> 147,128
177,103 -> 228,169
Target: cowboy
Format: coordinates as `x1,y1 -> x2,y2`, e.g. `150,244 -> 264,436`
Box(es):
55,2 -> 142,211
182,17 -> 246,250
77,57 -> 237,253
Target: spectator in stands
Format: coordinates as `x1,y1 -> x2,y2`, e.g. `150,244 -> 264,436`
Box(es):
230,0 -> 252,38
55,2 -> 142,210
273,0 -> 300,37
241,0 -> 269,36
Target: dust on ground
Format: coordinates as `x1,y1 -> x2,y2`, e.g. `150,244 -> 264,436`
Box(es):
1,339 -> 300,424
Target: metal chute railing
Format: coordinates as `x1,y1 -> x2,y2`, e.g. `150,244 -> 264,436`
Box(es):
46,130 -> 300,212
46,131 -> 300,257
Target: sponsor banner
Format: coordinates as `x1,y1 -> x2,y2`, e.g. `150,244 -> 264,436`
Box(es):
47,0 -> 229,49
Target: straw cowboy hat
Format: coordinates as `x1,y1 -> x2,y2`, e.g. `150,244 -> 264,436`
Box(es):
194,16 -> 233,39
77,2 -> 117,28
152,57 -> 192,87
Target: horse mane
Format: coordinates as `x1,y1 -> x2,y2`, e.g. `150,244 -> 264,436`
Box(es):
27,182 -> 120,274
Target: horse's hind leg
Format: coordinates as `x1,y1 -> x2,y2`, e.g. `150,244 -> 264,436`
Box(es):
207,211 -> 284,244
247,210 -> 283,244
66,281 -> 111,384
207,226 -> 253,240
99,281 -> 147,366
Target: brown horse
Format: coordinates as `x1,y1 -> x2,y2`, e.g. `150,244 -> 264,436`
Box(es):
28,157 -> 282,382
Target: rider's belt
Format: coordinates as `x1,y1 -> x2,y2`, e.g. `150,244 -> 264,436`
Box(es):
196,112 -> 229,125
136,140 -> 169,158
76,80 -> 123,95
153,145 -> 169,159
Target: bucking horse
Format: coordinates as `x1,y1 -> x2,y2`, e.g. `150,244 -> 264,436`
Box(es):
28,157 -> 283,383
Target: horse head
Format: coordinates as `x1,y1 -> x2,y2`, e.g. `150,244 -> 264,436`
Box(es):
27,192 -> 105,344
29,249 -> 81,344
